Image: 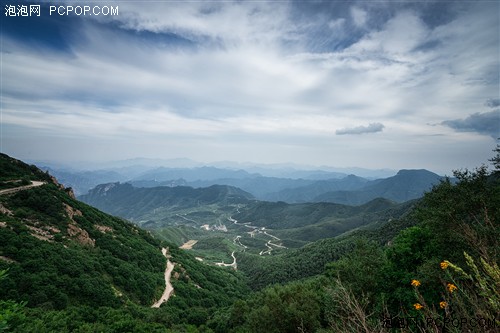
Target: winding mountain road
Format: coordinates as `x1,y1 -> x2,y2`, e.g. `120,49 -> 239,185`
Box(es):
0,181 -> 45,196
151,248 -> 175,308
215,251 -> 237,269
229,215 -> 287,256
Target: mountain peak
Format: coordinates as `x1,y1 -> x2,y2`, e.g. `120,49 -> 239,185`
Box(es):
396,169 -> 440,177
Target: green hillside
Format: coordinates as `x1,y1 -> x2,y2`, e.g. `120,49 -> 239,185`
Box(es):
79,182 -> 254,224
0,154 -> 249,332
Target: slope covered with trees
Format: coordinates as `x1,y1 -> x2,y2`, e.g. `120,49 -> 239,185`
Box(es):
79,182 -> 254,221
0,154 -> 249,332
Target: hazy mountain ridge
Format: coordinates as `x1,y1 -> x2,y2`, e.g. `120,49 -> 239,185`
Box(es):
262,174 -> 370,202
187,176 -> 316,199
134,166 -> 260,182
122,169 -> 445,204
79,182 -> 254,220
49,160 -> 444,205
33,160 -> 399,201
41,167 -> 127,196
315,169 -> 448,205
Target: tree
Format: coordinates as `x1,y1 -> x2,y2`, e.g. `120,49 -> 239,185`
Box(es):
0,270 -> 25,332
489,143 -> 500,172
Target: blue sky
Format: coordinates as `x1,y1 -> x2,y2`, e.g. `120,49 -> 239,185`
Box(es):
1,0 -> 499,174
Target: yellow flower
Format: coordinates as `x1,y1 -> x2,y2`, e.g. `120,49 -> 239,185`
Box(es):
440,261 -> 449,269
413,303 -> 423,310
447,283 -> 458,293
411,279 -> 421,287
439,301 -> 447,309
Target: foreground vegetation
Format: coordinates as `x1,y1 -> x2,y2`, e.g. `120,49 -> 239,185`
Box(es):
1,149 -> 498,332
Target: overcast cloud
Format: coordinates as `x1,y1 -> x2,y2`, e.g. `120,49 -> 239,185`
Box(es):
442,111 -> 500,138
1,0 -> 499,174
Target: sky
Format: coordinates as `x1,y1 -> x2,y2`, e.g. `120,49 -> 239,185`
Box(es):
1,0 -> 499,174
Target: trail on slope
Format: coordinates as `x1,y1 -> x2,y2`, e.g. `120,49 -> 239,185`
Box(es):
0,181 -> 46,196
152,248 -> 175,308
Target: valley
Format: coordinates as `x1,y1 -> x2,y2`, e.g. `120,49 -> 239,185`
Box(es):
79,180 -> 414,267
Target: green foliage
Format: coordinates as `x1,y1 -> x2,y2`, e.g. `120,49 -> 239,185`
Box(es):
13,305 -> 174,333
5,184 -> 65,226
444,252 -> 500,319
323,278 -> 385,333
325,239 -> 387,305
0,270 -> 25,332
210,280 -> 323,333
154,225 -> 206,246
238,237 -> 355,289
489,143 -> 500,172
0,178 -> 31,191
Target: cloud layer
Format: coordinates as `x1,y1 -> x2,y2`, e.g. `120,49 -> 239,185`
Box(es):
1,0 -> 499,173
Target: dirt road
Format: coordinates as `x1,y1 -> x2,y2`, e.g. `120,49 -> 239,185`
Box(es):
0,181 -> 45,196
151,248 -> 175,308
215,251 -> 237,270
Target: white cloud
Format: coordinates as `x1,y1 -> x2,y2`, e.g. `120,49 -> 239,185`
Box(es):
346,11 -> 429,61
350,6 -> 368,28
102,1 -> 297,48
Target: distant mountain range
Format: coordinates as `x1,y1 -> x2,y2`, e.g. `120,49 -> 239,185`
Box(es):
155,168 -> 446,204
35,160 -> 397,196
314,169 -> 446,205
42,158 -> 447,205
263,174 -> 369,202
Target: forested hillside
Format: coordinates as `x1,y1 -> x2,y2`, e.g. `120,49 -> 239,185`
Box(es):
0,154 -> 249,332
79,182 -> 254,221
